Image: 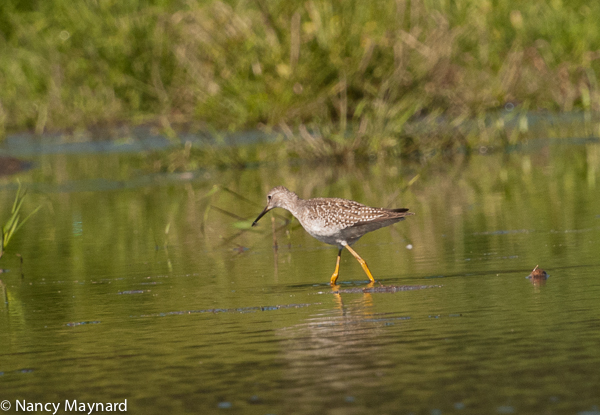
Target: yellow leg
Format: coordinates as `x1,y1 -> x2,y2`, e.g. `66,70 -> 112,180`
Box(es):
330,249 -> 342,285
344,244 -> 376,283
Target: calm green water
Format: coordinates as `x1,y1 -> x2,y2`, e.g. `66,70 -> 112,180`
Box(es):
1,138 -> 600,415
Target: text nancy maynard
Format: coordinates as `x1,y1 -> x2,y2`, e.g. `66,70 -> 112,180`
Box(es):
16,399 -> 128,413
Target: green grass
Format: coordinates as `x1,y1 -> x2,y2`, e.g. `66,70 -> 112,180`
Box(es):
1,0 -> 600,156
1,181 -> 42,260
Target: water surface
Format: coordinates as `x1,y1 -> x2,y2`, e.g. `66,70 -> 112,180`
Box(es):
1,136 -> 600,414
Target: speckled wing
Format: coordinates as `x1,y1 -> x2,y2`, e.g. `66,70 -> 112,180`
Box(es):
352,207 -> 412,227
305,198 -> 412,229
342,205 -> 413,242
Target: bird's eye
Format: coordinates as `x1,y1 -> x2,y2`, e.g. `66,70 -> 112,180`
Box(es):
267,195 -> 272,200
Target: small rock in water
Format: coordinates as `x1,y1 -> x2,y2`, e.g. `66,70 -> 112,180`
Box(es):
0,156 -> 31,176
529,265 -> 547,278
528,265 -> 548,286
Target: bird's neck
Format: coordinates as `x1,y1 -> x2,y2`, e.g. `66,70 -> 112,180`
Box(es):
279,193 -> 302,217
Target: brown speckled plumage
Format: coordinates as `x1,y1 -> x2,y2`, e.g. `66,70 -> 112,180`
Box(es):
252,186 -> 415,284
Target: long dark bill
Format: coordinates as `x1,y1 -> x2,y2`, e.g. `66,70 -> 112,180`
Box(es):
252,206 -> 271,227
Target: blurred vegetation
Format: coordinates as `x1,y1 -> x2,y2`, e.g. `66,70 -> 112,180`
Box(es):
1,0 -> 600,158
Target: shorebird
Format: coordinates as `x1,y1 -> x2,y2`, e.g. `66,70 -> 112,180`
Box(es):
252,186 -> 414,284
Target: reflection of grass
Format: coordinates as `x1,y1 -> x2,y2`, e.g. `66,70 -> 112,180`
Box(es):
140,111 -> 596,172
0,279 -> 6,308
2,0 -> 599,151
199,185 -> 260,235
1,181 -> 42,260
6,144 -> 599,301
